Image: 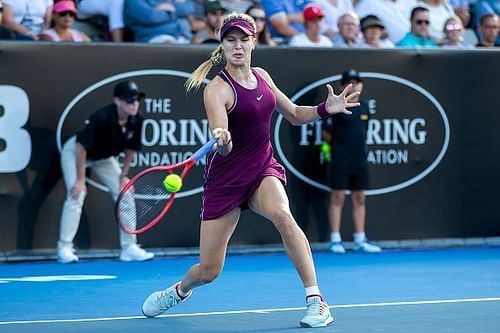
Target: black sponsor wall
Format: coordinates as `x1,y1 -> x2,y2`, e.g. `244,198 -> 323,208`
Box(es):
0,44 -> 499,251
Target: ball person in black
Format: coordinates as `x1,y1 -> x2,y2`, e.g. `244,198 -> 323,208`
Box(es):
323,70 -> 381,253
56,81 -> 154,263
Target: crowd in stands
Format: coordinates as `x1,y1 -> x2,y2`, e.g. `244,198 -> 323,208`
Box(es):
0,0 -> 497,48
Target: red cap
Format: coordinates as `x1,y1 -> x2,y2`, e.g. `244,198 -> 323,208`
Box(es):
304,5 -> 324,21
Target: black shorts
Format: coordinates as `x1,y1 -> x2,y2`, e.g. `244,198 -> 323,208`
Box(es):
328,171 -> 369,191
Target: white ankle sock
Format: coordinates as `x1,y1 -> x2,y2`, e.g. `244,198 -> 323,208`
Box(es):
305,285 -> 321,298
176,283 -> 190,298
353,232 -> 366,243
330,232 -> 341,243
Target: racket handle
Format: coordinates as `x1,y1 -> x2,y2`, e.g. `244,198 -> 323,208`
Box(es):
192,137 -> 218,162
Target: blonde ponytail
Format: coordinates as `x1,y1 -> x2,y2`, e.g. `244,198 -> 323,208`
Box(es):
185,45 -> 225,92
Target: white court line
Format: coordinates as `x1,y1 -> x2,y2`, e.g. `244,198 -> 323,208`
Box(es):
1,297 -> 499,325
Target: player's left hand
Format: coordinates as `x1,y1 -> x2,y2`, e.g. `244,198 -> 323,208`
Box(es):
325,84 -> 360,115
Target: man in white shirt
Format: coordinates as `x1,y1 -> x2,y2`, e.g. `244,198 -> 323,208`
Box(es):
314,0 -> 354,38
355,0 -> 417,44
289,4 -> 333,47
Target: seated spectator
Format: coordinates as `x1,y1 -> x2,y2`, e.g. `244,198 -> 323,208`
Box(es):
355,0 -> 417,44
2,0 -> 53,40
474,1 -> 499,45
220,0 -> 253,14
448,0 -> 471,28
439,15 -> 473,48
314,0 -> 354,39
358,14 -> 395,48
474,0 -> 499,27
475,13 -> 499,47
39,1 -> 91,42
331,11 -> 362,47
0,0 -> 13,40
188,0 -> 208,34
289,4 -> 333,47
261,0 -> 309,43
417,0 -> 456,41
192,0 -> 226,44
77,0 -> 125,42
397,6 -> 437,47
246,4 -> 276,46
124,0 -> 194,44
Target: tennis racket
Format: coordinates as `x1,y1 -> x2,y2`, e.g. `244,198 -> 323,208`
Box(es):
115,137 -> 217,234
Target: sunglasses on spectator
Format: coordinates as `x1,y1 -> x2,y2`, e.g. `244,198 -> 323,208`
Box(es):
120,96 -> 141,104
58,11 -> 76,17
446,23 -> 462,31
415,19 -> 430,25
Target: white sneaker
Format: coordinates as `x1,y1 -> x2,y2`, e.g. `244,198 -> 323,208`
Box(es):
300,295 -> 334,328
328,241 -> 346,254
57,245 -> 78,264
142,283 -> 191,318
355,239 -> 382,253
120,244 -> 154,262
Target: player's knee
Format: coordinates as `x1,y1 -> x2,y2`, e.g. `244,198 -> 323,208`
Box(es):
273,209 -> 296,236
199,266 -> 221,284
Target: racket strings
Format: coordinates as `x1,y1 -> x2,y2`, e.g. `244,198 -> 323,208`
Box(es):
117,170 -> 174,233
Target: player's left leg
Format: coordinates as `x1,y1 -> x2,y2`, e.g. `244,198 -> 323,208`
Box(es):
249,176 -> 333,328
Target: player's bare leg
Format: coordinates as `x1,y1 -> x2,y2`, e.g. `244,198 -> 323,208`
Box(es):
249,176 -> 333,327
249,176 -> 317,286
180,208 -> 240,291
142,209 -> 239,317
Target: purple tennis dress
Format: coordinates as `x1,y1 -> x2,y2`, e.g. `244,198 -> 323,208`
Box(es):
201,68 -> 286,220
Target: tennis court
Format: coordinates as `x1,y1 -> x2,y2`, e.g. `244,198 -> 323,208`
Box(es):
1,245 -> 500,332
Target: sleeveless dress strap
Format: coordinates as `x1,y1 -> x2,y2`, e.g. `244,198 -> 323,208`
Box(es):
218,68 -> 238,113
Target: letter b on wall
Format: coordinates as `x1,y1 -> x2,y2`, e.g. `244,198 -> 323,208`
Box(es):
0,86 -> 31,172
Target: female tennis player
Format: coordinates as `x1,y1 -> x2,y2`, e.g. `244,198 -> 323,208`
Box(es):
142,12 -> 359,328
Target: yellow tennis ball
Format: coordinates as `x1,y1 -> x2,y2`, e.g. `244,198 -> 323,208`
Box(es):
163,174 -> 182,193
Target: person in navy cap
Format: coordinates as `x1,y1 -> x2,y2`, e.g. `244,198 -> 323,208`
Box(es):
56,80 -> 154,264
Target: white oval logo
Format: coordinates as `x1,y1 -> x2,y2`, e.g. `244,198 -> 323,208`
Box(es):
274,72 -> 450,195
56,69 -> 210,198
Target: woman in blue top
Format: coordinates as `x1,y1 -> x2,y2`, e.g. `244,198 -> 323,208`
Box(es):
142,12 -> 359,328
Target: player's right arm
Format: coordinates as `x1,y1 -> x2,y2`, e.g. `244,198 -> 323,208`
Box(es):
203,77 -> 233,156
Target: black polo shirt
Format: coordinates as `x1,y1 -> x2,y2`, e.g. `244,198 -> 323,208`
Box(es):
76,104 -> 143,161
323,101 -> 369,173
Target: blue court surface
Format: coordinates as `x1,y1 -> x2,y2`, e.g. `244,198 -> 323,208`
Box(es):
1,246 -> 500,332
